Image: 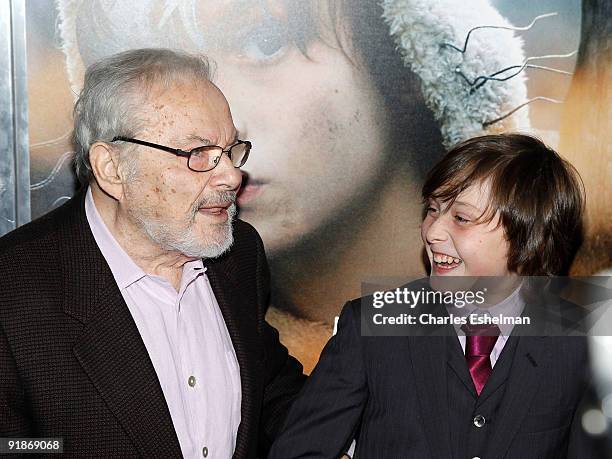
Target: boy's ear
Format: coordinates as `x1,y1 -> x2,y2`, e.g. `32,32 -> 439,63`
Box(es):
89,141 -> 125,200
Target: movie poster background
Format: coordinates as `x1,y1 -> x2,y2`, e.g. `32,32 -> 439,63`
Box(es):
10,0 -> 611,371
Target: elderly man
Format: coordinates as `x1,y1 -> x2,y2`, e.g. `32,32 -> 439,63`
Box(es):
0,48 -> 304,458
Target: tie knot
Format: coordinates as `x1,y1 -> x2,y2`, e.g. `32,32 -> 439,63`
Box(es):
461,323 -> 500,357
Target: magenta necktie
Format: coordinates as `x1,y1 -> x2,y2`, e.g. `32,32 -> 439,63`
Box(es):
460,323 -> 501,395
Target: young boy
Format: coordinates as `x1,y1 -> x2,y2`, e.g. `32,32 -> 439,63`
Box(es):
269,134 -> 597,458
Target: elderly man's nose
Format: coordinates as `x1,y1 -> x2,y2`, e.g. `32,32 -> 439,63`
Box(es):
211,154 -> 243,190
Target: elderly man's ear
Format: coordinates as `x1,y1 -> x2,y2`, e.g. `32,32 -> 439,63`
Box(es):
89,141 -> 129,200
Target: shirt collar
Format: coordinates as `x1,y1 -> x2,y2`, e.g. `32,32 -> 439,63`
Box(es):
446,282 -> 525,336
180,259 -> 207,288
85,187 -> 146,289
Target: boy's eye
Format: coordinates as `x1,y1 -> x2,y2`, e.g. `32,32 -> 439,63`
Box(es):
454,215 -> 470,224
426,206 -> 438,215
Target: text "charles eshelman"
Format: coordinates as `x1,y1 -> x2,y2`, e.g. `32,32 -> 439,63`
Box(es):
373,313 -> 530,326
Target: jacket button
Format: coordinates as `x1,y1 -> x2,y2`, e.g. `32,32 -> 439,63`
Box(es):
473,414 -> 486,428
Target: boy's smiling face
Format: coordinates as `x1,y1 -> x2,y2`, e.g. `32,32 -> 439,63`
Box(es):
421,182 -> 514,277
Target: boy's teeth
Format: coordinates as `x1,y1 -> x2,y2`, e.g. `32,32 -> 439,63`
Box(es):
433,254 -> 462,264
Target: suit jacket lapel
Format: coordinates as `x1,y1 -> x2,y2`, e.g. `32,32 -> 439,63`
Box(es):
60,191 -> 182,458
446,334 -> 478,397
484,292 -> 557,458
475,336 -> 519,405
485,336 -> 550,459
71,287 -> 182,458
427,299 -> 477,397
204,254 -> 261,458
409,335 -> 454,458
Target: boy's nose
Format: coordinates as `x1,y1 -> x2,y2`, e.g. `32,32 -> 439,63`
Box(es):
424,216 -> 449,244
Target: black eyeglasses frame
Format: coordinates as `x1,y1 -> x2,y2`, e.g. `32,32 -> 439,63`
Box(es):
111,136 -> 251,172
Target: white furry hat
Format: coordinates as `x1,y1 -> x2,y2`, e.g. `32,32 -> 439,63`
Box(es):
382,0 -> 530,146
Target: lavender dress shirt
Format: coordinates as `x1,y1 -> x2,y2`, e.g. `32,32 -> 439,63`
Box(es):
85,188 -> 241,459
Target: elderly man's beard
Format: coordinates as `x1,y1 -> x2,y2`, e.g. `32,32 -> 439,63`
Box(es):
128,190 -> 238,259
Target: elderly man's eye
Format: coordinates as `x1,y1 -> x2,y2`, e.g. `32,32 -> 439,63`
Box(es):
237,19 -> 289,61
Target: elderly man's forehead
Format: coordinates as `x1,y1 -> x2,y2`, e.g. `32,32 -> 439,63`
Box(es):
135,83 -> 236,140
137,79 -> 226,110
167,133 -> 239,147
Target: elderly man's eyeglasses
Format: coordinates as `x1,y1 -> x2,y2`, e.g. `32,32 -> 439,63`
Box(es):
111,136 -> 251,172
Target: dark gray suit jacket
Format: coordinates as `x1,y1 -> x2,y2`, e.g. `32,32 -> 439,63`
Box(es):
269,293 -> 597,458
0,189 -> 305,458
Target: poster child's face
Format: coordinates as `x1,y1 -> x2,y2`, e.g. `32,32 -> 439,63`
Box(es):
421,182 -> 514,278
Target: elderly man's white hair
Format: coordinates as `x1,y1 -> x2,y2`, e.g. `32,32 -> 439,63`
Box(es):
57,0 -> 530,147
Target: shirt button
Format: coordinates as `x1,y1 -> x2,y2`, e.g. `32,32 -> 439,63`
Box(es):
202,446 -> 208,457
473,414 -> 486,428
188,376 -> 196,387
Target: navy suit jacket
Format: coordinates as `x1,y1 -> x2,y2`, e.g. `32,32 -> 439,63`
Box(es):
270,287 -> 598,458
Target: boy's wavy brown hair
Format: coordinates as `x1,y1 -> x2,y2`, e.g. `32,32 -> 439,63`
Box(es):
422,134 -> 585,276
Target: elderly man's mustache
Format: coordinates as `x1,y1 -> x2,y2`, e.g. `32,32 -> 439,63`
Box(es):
195,190 -> 238,209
